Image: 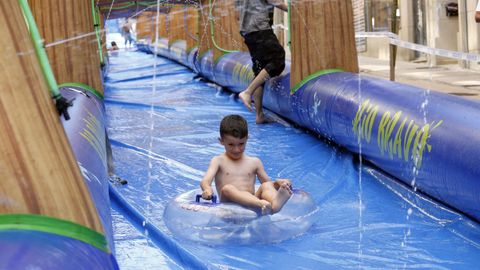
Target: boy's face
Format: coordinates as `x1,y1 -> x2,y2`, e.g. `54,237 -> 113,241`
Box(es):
219,135 -> 248,160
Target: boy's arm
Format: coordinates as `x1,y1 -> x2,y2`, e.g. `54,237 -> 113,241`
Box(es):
255,158 -> 292,188
255,158 -> 292,192
255,158 -> 273,183
200,157 -> 220,199
267,0 -> 288,12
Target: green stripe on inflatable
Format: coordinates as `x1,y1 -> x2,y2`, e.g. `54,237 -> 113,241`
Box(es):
138,1 -> 160,6
100,2 -> 135,11
290,69 -> 343,94
59,82 -> 104,100
0,214 -> 109,253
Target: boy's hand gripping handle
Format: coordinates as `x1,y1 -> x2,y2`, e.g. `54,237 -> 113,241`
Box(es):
196,194 -> 217,204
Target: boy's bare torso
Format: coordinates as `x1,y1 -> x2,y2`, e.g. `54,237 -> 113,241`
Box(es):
213,153 -> 260,198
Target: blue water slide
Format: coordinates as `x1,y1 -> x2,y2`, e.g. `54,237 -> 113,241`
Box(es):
142,44 -> 480,223
106,49 -> 480,269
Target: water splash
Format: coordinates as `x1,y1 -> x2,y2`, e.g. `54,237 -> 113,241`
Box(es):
143,0 -> 164,253
357,72 -> 364,268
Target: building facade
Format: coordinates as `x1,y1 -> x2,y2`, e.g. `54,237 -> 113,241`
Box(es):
358,0 -> 480,69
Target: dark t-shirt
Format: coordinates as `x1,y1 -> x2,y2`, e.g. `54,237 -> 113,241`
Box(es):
239,0 -> 273,36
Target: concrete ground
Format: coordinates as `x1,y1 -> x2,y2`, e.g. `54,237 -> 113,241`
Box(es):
358,55 -> 480,101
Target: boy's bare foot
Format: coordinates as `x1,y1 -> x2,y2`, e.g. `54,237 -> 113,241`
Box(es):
271,184 -> 293,213
259,199 -> 272,215
239,91 -> 253,111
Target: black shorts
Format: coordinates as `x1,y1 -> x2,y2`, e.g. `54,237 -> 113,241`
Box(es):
243,29 -> 286,77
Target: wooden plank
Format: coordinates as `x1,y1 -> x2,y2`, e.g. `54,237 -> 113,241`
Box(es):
29,0 -> 104,95
185,6 -> 199,51
168,6 -> 187,46
0,1 -> 103,233
126,5 -> 197,52
150,12 -> 168,42
136,12 -> 155,41
151,12 -> 168,41
290,0 -> 358,89
211,0 -> 246,61
99,12 -> 107,65
198,0 -> 212,57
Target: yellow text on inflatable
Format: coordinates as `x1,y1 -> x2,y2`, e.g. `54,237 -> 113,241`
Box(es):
353,100 -> 443,169
80,108 -> 107,169
232,62 -> 254,86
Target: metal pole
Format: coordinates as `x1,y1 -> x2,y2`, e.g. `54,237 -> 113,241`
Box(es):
389,0 -> 398,81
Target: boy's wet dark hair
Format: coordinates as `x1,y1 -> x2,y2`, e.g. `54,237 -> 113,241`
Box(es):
220,115 -> 248,139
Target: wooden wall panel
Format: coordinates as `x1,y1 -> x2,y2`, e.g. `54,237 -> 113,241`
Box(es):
198,0 -> 246,61
137,6 -> 198,51
198,0 -> 212,57
211,0 -> 246,61
185,6 -> 199,51
29,0 -> 104,95
168,6 -> 187,46
0,1 -> 103,233
290,0 -> 358,89
136,12 -> 155,41
100,12 -> 107,65
161,12 -> 168,38
151,13 -> 168,41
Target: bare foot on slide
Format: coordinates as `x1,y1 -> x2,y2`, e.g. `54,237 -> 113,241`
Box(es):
239,91 -> 253,111
271,184 -> 293,213
256,114 -> 273,125
259,199 -> 272,215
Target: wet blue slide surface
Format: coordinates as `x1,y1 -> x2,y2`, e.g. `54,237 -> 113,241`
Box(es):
105,51 -> 480,269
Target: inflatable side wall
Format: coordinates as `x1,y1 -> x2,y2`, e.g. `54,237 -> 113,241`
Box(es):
140,40 -> 480,222
60,86 -> 115,249
0,86 -> 118,269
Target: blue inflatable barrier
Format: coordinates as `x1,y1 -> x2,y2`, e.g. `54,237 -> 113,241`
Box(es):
142,43 -> 480,222
0,84 -> 119,270
0,229 -> 118,270
60,85 -> 115,251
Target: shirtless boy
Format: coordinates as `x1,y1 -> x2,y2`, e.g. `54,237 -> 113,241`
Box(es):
200,114 -> 292,215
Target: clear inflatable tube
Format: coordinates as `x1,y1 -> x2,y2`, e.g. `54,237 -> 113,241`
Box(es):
163,188 -> 319,245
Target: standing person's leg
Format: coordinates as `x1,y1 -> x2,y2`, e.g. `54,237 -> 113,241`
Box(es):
252,83 -> 269,124
239,31 -> 268,119
126,33 -> 131,48
239,69 -> 269,108
239,30 -> 285,123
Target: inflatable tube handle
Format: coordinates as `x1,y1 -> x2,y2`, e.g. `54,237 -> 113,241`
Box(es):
195,194 -> 217,204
